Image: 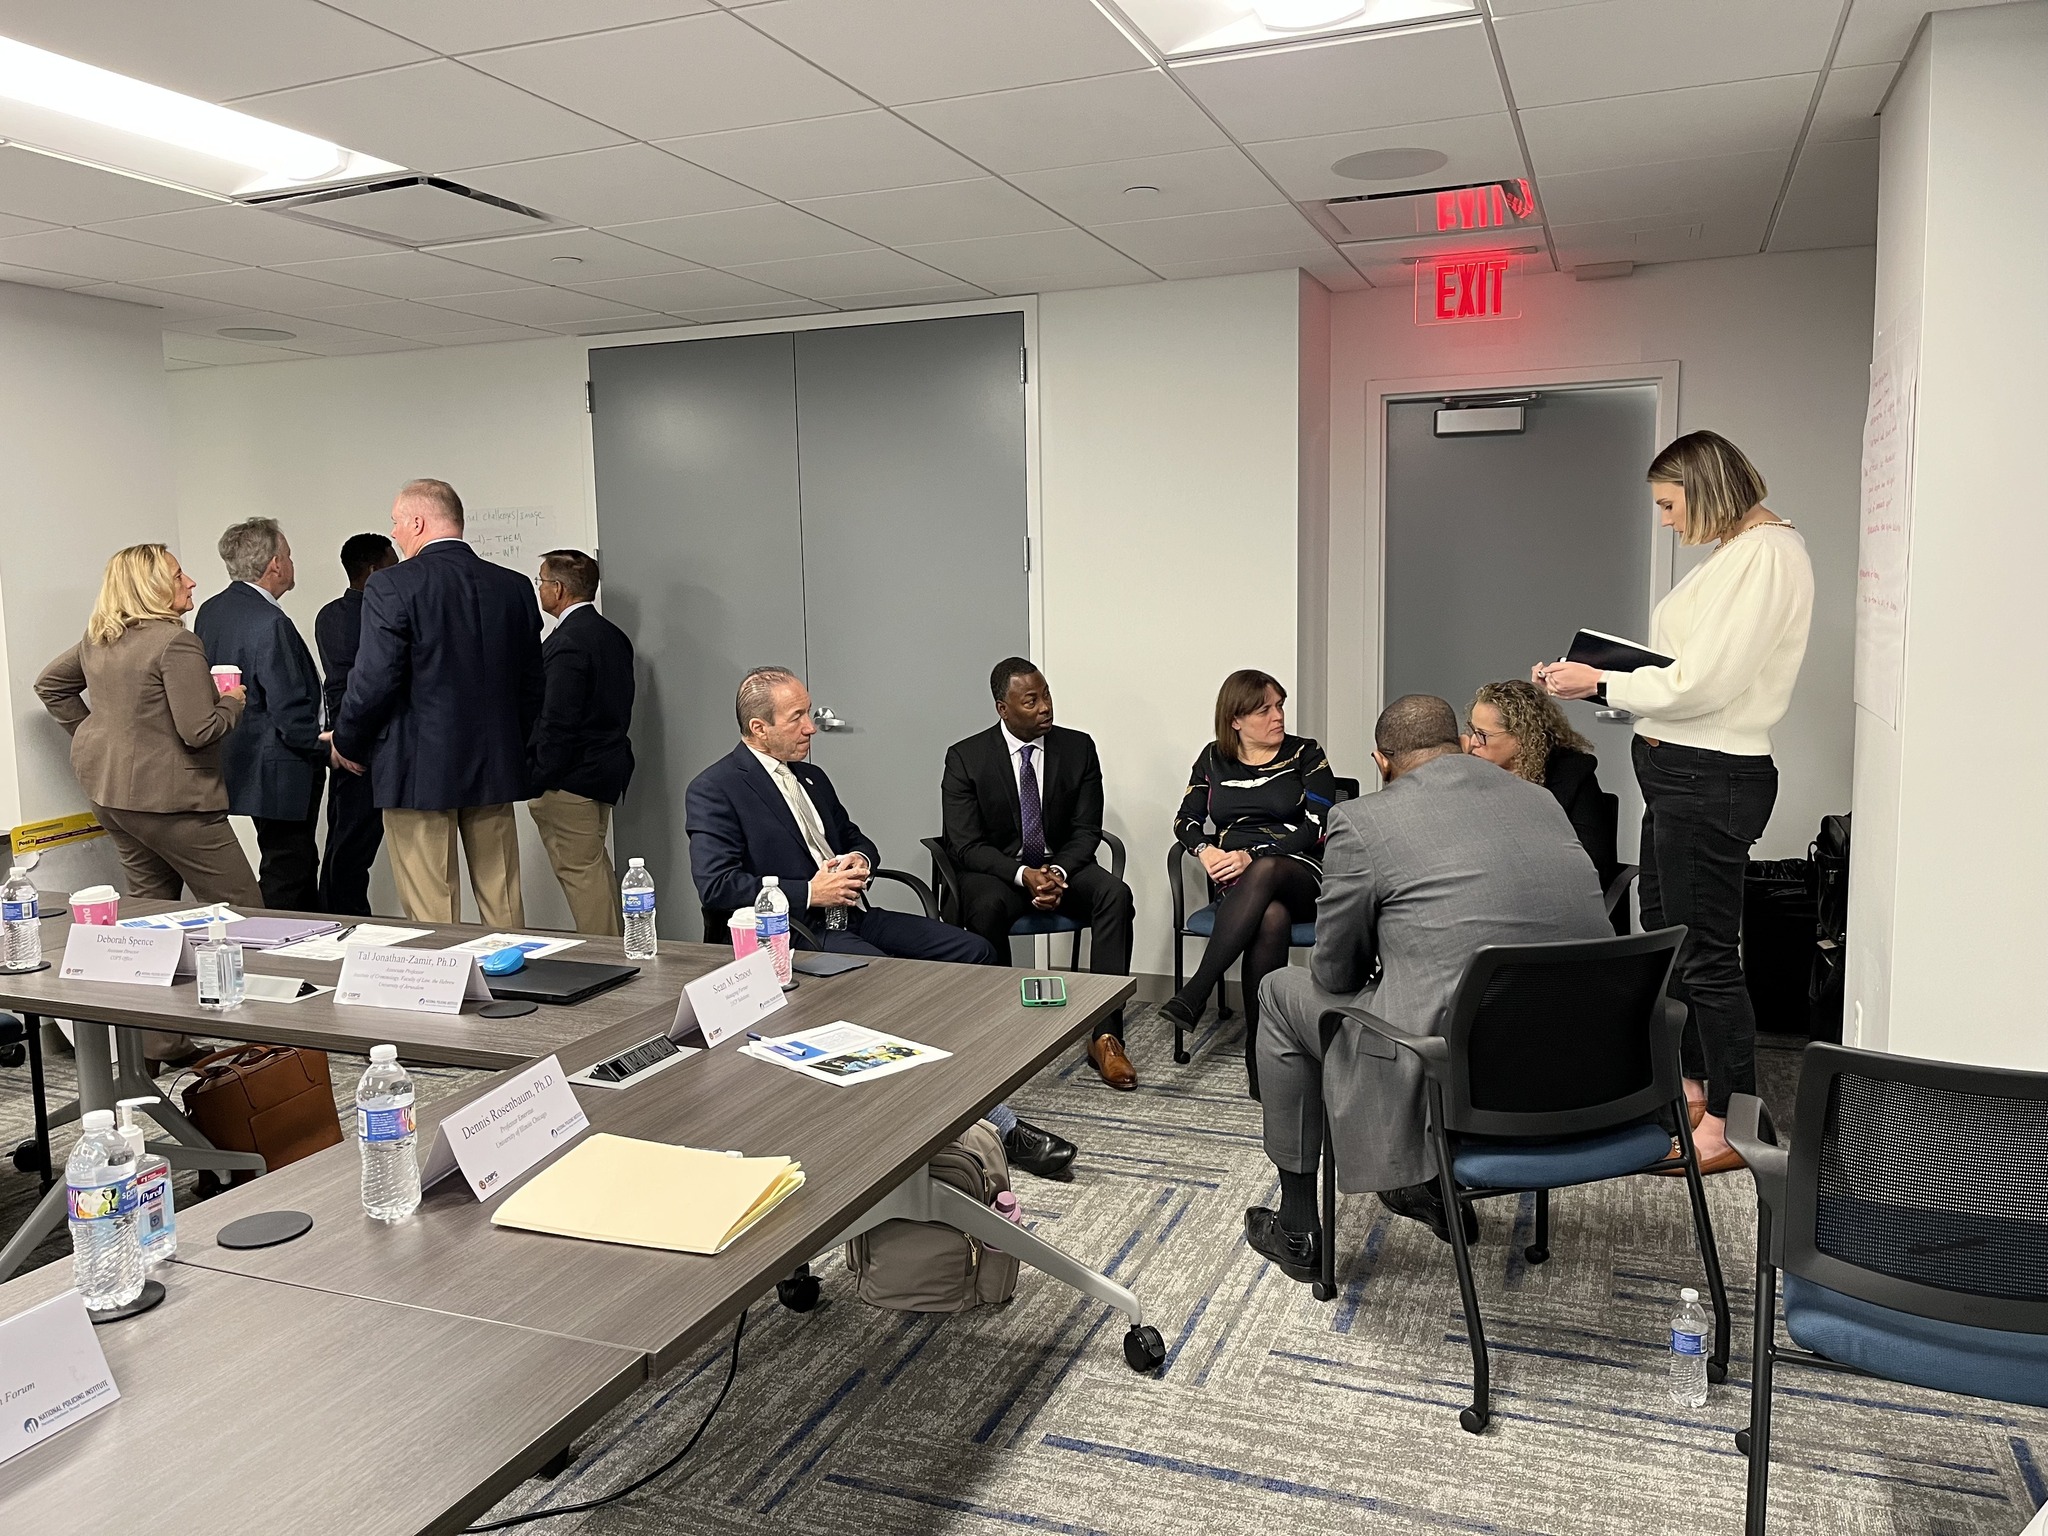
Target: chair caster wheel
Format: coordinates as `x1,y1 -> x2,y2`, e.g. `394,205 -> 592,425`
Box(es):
11,1138 -> 42,1175
1708,1359 -> 1728,1384
776,1272 -> 822,1312
1122,1324 -> 1165,1373
0,1042 -> 22,1068
1735,1429 -> 1751,1456
1311,1281 -> 1335,1302
1523,1245 -> 1549,1265
1459,1407 -> 1489,1435
1173,1047 -> 1190,1065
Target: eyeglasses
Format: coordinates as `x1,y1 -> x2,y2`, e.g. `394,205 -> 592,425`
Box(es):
533,576 -> 561,591
1464,726 -> 1488,747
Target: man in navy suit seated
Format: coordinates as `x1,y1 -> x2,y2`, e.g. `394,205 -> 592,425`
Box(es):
330,478 -> 542,927
686,665 -> 1078,1180
193,516 -> 327,910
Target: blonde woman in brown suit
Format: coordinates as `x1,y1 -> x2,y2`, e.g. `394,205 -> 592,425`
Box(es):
36,544 -> 263,909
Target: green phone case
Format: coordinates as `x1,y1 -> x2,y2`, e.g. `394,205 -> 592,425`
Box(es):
1021,975 -> 1067,1006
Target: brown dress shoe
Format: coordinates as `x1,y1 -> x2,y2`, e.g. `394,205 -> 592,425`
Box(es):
1089,1034 -> 1137,1091
1688,1099 -> 1707,1130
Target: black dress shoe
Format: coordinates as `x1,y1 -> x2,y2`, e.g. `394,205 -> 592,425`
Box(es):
1156,996 -> 1198,1031
1379,1181 -> 1479,1246
1004,1119 -> 1077,1181
1243,1206 -> 1320,1284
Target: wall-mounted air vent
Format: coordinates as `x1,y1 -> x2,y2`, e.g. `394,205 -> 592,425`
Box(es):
243,176 -> 557,248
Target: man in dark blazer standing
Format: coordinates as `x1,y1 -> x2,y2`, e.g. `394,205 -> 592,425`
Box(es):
686,665 -> 1078,1180
942,658 -> 1137,1089
314,532 -> 396,915
192,517 -> 326,910
528,548 -> 634,936
330,479 -> 542,927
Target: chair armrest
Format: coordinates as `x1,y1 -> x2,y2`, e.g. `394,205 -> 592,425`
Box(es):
1725,1093 -> 1788,1217
1097,829 -> 1127,884
790,914 -> 818,947
919,837 -> 962,925
1166,841 -> 1190,929
870,867 -> 939,922
1318,1005 -> 1449,1077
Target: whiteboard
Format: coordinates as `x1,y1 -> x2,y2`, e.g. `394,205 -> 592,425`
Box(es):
466,506 -> 562,576
1854,323 -> 1917,728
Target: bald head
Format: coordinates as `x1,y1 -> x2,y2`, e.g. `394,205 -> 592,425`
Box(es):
1374,694 -> 1461,781
389,478 -> 465,558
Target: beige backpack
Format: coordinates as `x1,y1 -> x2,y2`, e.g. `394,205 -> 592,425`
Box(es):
843,1118 -> 1020,1312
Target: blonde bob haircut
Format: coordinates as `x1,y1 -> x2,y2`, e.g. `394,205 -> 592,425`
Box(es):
86,544 -> 183,645
1647,430 -> 1767,545
1214,669 -> 1286,759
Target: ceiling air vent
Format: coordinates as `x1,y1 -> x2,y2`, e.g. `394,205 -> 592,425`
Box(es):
1314,177 -> 1537,245
242,176 -> 556,248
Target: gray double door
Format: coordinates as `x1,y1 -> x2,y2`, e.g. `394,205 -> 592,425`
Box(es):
591,313 -> 1029,937
1382,384 -> 1660,861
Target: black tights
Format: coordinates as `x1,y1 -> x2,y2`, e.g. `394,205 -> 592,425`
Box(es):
1175,855 -> 1320,1038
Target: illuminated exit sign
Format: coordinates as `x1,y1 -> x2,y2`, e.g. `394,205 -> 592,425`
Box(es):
1437,179 -> 1534,232
1415,254 -> 1518,326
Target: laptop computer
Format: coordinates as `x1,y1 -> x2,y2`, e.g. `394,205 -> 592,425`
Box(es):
486,958 -> 641,1006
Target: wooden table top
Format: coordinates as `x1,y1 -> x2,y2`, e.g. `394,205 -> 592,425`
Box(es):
0,898 -> 735,1069
172,956 -> 1132,1375
0,1258 -> 644,1536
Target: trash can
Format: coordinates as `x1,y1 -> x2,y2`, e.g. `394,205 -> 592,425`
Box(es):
1743,858 -> 1818,1039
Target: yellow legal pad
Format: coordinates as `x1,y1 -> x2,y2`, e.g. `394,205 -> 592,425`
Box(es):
490,1133 -> 805,1255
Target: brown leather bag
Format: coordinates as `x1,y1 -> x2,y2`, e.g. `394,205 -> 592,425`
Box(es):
178,1045 -> 343,1193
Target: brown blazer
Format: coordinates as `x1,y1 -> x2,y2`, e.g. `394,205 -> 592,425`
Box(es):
36,621 -> 246,814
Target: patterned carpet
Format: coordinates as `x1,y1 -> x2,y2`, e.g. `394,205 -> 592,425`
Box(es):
4,1009 -> 2043,1535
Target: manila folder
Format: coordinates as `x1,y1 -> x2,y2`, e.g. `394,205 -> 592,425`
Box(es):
490,1132 -> 804,1254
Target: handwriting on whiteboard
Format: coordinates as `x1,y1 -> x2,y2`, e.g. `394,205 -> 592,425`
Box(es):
467,506 -> 557,574
1854,327 -> 1917,727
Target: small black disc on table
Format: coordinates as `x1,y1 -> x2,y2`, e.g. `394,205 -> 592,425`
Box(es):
218,1209 -> 314,1249
480,999 -> 538,1018
89,1277 -> 165,1323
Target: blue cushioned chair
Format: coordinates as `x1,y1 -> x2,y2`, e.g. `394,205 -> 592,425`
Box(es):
921,830 -> 1126,969
1316,926 -> 1730,1434
1166,776 -> 1360,1064
1726,1045 -> 2048,1534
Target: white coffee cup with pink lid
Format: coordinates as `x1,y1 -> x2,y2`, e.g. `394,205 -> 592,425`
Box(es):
210,664 -> 241,693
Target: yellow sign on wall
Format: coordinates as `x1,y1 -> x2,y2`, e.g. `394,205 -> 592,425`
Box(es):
11,811 -> 106,858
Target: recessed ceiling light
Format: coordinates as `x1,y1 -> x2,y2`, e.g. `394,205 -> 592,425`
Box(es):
1253,0 -> 1368,30
0,34 -> 402,198
1111,0 -> 1479,59
218,326 -> 297,341
1332,147 -> 1450,181
1124,184 -> 1161,197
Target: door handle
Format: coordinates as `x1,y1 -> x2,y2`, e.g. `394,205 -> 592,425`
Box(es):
812,705 -> 848,731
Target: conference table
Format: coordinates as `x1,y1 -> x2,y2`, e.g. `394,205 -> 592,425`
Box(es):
0,899 -> 1146,1535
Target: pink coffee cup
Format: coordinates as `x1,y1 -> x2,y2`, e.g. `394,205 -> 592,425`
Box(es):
210,664 -> 242,694
70,884 -> 119,926
729,910 -> 760,957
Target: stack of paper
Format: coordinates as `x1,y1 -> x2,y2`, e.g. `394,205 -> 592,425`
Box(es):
743,1021 -> 951,1086
490,1133 -> 803,1255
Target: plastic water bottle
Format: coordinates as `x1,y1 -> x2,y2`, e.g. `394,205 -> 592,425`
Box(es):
755,876 -> 792,987
1668,1286 -> 1710,1406
195,918 -> 245,1010
621,857 -> 657,960
115,1097 -> 176,1267
67,1109 -> 143,1310
0,866 -> 41,972
356,1045 -> 419,1222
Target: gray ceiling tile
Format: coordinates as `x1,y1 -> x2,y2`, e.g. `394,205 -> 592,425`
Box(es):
0,228 -> 240,282
1494,0 -> 1841,108
432,228 -> 697,285
0,145 -> 221,226
325,0 -> 712,54
1008,148 -> 1287,226
267,250 -> 540,300
793,179 -> 1069,246
84,205 -> 398,266
449,145 -> 772,228
659,112 -> 982,202
901,71 -> 1229,174
1520,75 -> 1816,177
607,203 -> 873,266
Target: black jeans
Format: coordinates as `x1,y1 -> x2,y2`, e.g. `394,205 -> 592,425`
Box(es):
1633,738 -> 1778,1118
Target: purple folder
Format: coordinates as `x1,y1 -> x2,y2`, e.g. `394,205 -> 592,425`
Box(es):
222,917 -> 343,950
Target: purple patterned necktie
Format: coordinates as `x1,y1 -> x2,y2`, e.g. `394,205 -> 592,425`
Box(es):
1019,744 -> 1046,868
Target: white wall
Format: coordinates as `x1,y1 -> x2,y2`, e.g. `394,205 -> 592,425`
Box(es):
0,282 -> 176,828
170,339 -> 595,928
1321,249 -> 1876,858
1850,2 -> 2048,1070
1038,270 -> 1306,979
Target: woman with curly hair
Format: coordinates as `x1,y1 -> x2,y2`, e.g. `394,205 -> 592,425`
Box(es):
1464,678 -> 1619,892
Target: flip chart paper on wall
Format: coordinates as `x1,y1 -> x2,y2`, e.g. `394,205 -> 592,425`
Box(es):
1855,321 -> 1917,727
467,506 -> 560,574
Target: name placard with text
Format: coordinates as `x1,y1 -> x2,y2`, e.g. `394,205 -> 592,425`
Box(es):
59,925 -> 194,987
671,948 -> 786,1048
0,1289 -> 119,1468
335,945 -> 492,1015
421,1055 -> 589,1200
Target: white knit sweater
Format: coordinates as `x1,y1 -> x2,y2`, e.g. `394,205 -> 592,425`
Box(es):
1603,522 -> 1814,757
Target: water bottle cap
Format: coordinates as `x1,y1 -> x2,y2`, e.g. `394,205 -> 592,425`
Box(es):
1680,1287 -> 1699,1302
762,875 -> 779,887
82,1108 -> 115,1131
628,857 -> 645,868
6,866 -> 22,879
370,1043 -> 398,1063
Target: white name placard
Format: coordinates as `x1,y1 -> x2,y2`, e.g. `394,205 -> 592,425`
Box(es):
420,1055 -> 589,1200
0,1289 -> 119,1468
335,945 -> 492,1015
670,948 -> 786,1048
59,925 -> 194,987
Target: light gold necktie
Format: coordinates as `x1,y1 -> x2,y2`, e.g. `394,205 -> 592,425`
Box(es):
773,762 -> 835,871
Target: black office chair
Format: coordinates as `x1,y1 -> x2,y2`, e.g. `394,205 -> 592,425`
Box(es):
1316,926 -> 1730,1433
1166,776 -> 1360,1064
2,1010 -> 52,1184
1726,1044 -> 2048,1534
701,865 -> 941,951
921,830 -> 1127,968
1589,787 -> 1637,934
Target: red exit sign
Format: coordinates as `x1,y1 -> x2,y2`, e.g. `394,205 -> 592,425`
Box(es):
1415,254 -> 1518,326
1436,179 -> 1534,232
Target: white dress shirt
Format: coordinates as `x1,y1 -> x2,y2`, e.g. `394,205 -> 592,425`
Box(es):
745,745 -> 866,907
239,579 -> 282,606
1000,724 -> 1062,886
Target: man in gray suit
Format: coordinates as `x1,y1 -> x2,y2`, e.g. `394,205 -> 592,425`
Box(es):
1244,694 -> 1610,1281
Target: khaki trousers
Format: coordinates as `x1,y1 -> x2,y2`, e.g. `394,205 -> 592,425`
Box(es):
527,790 -> 619,937
382,804 -> 524,928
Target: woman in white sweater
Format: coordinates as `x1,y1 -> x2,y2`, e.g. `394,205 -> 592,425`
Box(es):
1535,431 -> 1813,1173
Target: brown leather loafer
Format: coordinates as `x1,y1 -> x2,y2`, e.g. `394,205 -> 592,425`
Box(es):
1652,1141 -> 1746,1176
1687,1099 -> 1707,1130
1089,1033 -> 1137,1091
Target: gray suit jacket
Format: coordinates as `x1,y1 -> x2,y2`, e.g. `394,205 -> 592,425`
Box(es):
1290,751 -> 1611,1189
